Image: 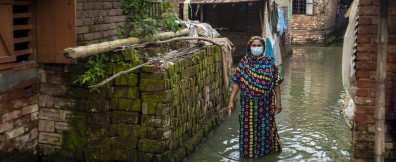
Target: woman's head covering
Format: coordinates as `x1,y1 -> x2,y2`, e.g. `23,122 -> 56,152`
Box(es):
230,36 -> 283,99
246,36 -> 266,59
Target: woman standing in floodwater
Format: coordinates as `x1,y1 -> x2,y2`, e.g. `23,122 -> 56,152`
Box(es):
227,36 -> 283,158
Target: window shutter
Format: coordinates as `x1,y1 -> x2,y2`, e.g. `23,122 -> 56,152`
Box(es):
36,0 -> 76,64
306,0 -> 314,15
0,1 -> 16,69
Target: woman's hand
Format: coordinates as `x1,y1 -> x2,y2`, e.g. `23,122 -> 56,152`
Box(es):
227,101 -> 234,117
275,101 -> 282,114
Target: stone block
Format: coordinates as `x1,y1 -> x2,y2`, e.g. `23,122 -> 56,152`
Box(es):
141,90 -> 173,103
138,139 -> 166,153
86,125 -> 109,138
111,111 -> 140,124
87,113 -> 110,124
39,120 -> 55,132
54,122 -> 70,132
142,102 -> 156,115
113,87 -> 139,99
140,79 -> 168,91
141,72 -> 168,80
138,152 -> 154,162
141,115 -> 171,128
111,137 -> 138,149
117,98 -> 141,112
142,65 -> 156,73
110,149 -> 130,161
39,132 -> 63,145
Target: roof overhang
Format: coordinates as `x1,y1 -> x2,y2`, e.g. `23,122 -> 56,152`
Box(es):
180,0 -> 261,4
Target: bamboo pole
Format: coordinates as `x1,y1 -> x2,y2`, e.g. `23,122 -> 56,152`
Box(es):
375,0 -> 388,162
64,28 -> 189,59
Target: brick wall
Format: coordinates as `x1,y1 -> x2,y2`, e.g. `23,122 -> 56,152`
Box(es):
353,0 -> 396,161
76,0 -> 126,44
290,0 -> 338,45
0,76 -> 39,161
37,45 -> 229,161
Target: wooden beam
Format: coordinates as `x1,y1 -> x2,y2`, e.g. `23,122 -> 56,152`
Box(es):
64,28 -> 190,59
374,0 -> 388,162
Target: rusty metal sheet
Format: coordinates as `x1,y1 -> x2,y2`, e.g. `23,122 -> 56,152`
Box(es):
180,0 -> 260,4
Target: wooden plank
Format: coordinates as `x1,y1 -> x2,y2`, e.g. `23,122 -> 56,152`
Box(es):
0,62 -> 14,70
0,4 -> 14,59
0,0 -> 14,4
14,48 -> 32,56
37,0 -> 76,64
13,24 -> 33,30
13,12 -> 32,18
13,1 -> 31,5
14,36 -> 32,43
0,56 -> 16,63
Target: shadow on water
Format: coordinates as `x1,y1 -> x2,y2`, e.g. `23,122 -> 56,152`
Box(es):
187,46 -> 352,162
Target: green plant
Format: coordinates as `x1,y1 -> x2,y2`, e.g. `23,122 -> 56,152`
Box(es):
120,0 -> 180,37
73,53 -> 134,88
74,54 -> 108,86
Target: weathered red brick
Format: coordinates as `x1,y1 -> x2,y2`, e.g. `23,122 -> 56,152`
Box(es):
356,79 -> 376,88
359,16 -> 372,25
22,104 -> 39,115
13,114 -> 31,126
40,84 -> 66,96
354,115 -> 375,123
354,123 -> 368,131
386,63 -> 396,72
7,89 -> 25,101
355,61 -> 376,70
353,149 -> 374,158
356,88 -> 369,97
388,16 -> 396,27
355,105 -> 368,115
0,122 -> 13,133
10,98 -> 30,109
359,6 -> 380,16
1,110 -> 21,122
38,120 -> 55,132
39,95 -> 47,107
355,53 -> 370,61
38,132 -> 63,146
54,98 -> 74,109
357,44 -> 377,53
360,0 -> 373,5
5,126 -> 24,139
354,96 -> 375,106
356,70 -> 370,78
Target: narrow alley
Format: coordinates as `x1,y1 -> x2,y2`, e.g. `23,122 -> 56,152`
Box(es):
188,46 -> 352,162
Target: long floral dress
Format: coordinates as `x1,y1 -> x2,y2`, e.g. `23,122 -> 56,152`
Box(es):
231,55 -> 283,158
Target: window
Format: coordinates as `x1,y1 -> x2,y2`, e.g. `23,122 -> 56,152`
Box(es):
0,0 -> 76,71
292,0 -> 314,15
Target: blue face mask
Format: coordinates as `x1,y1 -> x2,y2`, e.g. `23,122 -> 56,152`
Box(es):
250,47 -> 264,56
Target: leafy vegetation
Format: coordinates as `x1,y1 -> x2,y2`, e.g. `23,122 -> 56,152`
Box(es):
118,0 -> 180,38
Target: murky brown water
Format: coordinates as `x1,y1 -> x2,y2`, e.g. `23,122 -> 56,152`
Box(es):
187,46 -> 352,162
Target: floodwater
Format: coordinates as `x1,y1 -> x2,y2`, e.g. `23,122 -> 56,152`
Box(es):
187,46 -> 352,162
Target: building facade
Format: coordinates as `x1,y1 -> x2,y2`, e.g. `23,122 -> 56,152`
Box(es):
290,0 -> 339,45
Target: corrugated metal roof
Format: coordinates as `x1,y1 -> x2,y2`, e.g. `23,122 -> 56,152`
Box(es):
180,0 -> 260,4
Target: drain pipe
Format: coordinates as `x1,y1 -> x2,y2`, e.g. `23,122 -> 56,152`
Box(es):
374,0 -> 388,161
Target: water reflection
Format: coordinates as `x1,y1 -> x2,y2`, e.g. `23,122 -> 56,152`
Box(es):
187,46 -> 352,162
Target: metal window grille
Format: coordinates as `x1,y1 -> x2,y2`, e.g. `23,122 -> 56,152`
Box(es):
292,0 -> 306,14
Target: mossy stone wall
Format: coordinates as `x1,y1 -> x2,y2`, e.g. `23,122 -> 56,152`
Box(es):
38,45 -> 230,162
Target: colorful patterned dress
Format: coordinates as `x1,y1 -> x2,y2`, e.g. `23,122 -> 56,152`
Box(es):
231,54 -> 283,158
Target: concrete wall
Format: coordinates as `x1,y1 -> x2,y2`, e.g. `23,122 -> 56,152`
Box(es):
37,45 -> 229,162
290,0 -> 338,45
353,0 -> 396,161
